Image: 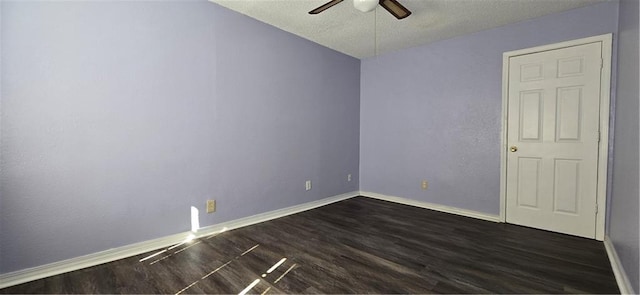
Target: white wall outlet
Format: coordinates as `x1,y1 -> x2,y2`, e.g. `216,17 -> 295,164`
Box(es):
305,180 -> 312,191
347,174 -> 352,182
421,180 -> 428,190
206,199 -> 216,213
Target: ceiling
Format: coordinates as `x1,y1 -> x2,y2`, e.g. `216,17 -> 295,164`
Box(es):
209,0 -> 609,59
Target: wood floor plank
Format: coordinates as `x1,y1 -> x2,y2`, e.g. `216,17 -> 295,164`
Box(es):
0,196 -> 620,294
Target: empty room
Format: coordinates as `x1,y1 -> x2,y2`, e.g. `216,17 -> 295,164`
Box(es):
0,0 -> 638,293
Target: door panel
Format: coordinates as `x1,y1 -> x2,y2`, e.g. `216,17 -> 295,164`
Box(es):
556,87 -> 582,141
519,91 -> 543,141
553,159 -> 580,214
506,42 -> 601,239
517,157 -> 542,209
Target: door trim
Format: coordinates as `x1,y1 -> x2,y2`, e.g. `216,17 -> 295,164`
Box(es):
499,34 -> 613,241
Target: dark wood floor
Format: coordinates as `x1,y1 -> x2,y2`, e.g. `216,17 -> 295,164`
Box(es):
2,197 -> 619,294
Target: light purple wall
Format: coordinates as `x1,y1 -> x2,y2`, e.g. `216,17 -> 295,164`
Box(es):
360,1 -> 619,215
0,1 -> 360,274
609,0 -> 639,292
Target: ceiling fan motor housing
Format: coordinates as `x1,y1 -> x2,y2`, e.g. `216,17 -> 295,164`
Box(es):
309,0 -> 411,20
353,0 -> 378,12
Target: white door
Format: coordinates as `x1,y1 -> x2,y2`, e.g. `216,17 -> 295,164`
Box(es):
506,42 -> 602,239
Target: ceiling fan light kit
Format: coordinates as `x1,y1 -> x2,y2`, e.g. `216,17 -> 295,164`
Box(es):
354,0 -> 378,12
309,0 -> 411,20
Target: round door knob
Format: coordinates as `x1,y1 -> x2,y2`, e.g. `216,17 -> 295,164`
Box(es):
510,146 -> 518,152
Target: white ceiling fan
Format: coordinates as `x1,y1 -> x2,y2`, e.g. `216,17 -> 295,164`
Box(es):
309,0 -> 412,20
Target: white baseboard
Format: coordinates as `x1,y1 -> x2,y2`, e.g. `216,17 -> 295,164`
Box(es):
0,191 -> 359,289
363,191 -> 635,292
0,230 -> 191,290
604,237 -> 635,294
359,191 -> 501,223
195,191 -> 358,237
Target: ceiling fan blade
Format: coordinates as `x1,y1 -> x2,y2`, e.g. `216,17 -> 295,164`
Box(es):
379,0 -> 411,19
309,0 -> 344,14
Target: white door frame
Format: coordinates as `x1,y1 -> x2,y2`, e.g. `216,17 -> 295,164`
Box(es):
499,34 -> 613,241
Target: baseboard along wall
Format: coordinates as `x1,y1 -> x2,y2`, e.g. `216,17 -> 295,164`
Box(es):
3,191 -> 629,294
0,191 -> 360,289
361,192 -> 634,294
604,237 -> 635,294
359,191 -> 501,223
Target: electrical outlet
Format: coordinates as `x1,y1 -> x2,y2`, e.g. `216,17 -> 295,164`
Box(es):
305,180 -> 312,191
421,180 -> 428,190
347,174 -> 352,182
206,200 -> 216,213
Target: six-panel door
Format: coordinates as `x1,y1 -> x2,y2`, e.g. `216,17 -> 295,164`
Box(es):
506,42 -> 602,239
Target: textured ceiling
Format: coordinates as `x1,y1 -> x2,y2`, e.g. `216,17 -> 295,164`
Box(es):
209,0 -> 610,59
